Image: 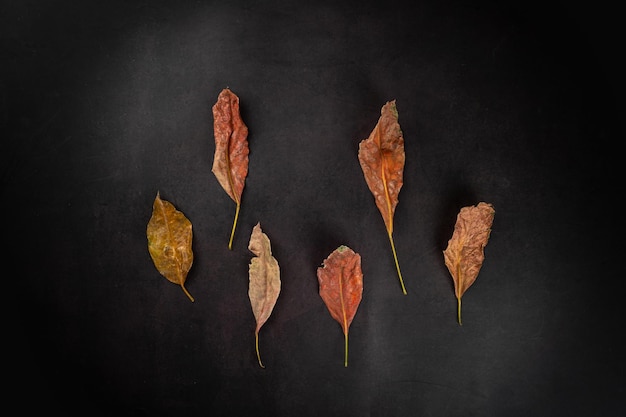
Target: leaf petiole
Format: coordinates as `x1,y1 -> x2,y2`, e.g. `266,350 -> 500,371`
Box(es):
344,332 -> 349,367
255,331 -> 265,368
181,283 -> 195,302
228,201 -> 240,250
388,232 -> 407,295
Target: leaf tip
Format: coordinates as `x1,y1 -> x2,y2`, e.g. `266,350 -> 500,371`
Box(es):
387,99 -> 398,117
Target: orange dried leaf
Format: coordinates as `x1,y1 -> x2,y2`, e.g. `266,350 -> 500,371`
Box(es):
443,202 -> 495,325
147,192 -> 194,302
358,100 -> 407,294
212,88 -> 249,250
317,245 -> 363,367
248,223 -> 281,368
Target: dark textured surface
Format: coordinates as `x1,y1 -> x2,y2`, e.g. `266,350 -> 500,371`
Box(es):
2,0 -> 623,415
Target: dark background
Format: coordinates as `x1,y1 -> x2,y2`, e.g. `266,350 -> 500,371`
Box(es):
2,0 -> 623,416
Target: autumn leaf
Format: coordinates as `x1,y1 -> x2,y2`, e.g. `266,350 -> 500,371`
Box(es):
212,88 -> 249,250
358,100 -> 407,294
317,245 -> 363,367
147,192 -> 194,302
248,223 -> 281,368
443,202 -> 495,325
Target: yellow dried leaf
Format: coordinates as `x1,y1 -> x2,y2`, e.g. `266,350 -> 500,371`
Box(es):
147,192 -> 194,302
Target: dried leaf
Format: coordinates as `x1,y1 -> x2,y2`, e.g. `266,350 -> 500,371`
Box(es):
248,223 -> 281,368
147,192 -> 194,302
358,100 -> 407,294
443,202 -> 495,325
317,245 -> 363,367
212,88 -> 249,250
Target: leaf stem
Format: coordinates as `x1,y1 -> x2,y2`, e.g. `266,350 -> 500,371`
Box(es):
344,332 -> 349,367
387,232 -> 407,295
255,331 -> 265,368
457,297 -> 462,325
181,283 -> 194,302
228,201 -> 240,250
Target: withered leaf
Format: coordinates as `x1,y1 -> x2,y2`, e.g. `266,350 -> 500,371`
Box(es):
443,202 -> 495,325
358,100 -> 407,294
248,223 -> 281,368
147,192 -> 194,302
212,88 -> 249,250
317,245 -> 363,367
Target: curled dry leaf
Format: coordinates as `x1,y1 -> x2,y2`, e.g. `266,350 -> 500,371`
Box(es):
358,100 -> 407,294
147,192 -> 194,302
248,223 -> 281,368
317,245 -> 363,367
212,88 -> 249,249
443,202 -> 495,325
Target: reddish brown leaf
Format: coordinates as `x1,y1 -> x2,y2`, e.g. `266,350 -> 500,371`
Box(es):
317,245 -> 363,367
248,223 -> 281,368
212,88 -> 249,249
146,192 -> 194,302
443,202 -> 495,325
358,100 -> 407,294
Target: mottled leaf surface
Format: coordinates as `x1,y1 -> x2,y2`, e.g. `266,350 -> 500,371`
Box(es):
248,223 -> 280,368
317,245 -> 363,367
212,88 -> 249,249
443,202 -> 495,324
358,100 -> 407,294
147,192 -> 194,302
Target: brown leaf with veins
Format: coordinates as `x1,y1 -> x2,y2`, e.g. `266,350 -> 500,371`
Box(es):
317,245 -> 363,367
358,100 -> 407,294
212,88 -> 249,249
147,192 -> 194,302
443,202 -> 495,325
248,223 -> 280,368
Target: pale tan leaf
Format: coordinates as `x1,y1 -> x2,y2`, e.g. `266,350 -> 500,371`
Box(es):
248,223 -> 280,368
